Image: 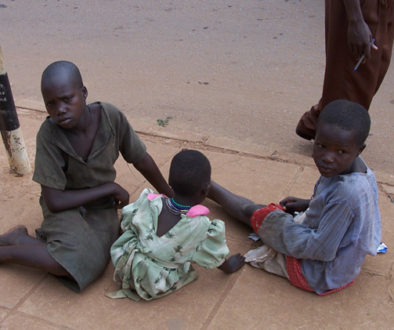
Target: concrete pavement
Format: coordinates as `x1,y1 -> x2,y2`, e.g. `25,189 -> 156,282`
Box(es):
0,108 -> 393,329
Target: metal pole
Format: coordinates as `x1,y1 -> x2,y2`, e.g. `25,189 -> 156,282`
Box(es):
0,47 -> 31,175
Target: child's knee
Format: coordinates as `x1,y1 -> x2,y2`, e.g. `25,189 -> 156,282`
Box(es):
242,203 -> 265,219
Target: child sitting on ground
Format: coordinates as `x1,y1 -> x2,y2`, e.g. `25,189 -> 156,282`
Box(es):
109,149 -> 245,301
208,100 -> 381,295
0,61 -> 173,292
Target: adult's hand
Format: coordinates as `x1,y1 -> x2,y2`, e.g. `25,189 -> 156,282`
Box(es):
343,0 -> 374,59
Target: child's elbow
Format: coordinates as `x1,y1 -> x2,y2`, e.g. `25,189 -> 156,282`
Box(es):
45,200 -> 63,213
41,187 -> 65,213
42,195 -> 64,213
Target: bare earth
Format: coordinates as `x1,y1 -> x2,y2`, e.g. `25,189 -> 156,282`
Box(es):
0,1 -> 393,329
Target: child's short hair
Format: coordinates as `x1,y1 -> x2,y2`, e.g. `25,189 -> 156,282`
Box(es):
41,61 -> 83,90
169,149 -> 211,197
318,99 -> 371,145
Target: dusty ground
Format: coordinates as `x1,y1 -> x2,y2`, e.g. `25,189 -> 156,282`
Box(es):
0,0 -> 393,329
0,110 -> 393,329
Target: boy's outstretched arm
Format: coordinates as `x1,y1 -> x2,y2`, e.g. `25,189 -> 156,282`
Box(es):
133,153 -> 174,197
42,182 -> 129,212
218,253 -> 245,273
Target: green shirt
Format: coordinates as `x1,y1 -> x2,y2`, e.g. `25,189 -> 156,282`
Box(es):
33,102 -> 146,190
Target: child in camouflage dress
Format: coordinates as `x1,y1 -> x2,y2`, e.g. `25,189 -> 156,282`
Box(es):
110,150 -> 244,301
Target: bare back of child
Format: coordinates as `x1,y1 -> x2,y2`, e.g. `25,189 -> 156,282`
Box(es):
161,150 -> 244,273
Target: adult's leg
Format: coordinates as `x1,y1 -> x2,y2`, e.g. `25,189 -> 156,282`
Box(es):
208,181 -> 264,227
321,0 -> 393,110
296,0 -> 346,140
361,0 -> 394,97
296,0 -> 393,140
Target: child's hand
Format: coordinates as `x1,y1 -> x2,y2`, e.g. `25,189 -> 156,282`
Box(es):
218,253 -> 245,274
279,197 -> 310,214
111,183 -> 130,208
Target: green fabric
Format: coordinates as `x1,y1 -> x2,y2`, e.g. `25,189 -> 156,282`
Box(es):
33,102 -> 146,291
33,102 -> 146,190
109,188 -> 230,301
36,199 -> 119,292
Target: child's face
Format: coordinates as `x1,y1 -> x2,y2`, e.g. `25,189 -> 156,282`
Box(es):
42,75 -> 87,130
312,122 -> 364,178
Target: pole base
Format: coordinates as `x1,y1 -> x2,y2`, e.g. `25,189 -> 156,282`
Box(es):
1,127 -> 31,175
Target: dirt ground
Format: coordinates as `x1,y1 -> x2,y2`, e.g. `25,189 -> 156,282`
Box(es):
0,0 -> 393,329
1,111 -> 393,330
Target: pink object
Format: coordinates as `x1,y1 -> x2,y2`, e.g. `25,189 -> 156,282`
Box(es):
147,193 -> 165,201
186,205 -> 210,217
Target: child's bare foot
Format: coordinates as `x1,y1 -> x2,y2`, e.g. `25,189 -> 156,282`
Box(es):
0,226 -> 33,246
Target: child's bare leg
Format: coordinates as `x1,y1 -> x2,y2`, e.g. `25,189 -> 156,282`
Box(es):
0,227 -> 70,277
0,226 -> 41,246
208,181 -> 265,227
0,243 -> 70,277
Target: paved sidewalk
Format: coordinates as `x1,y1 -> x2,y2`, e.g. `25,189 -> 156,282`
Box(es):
0,109 -> 393,329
